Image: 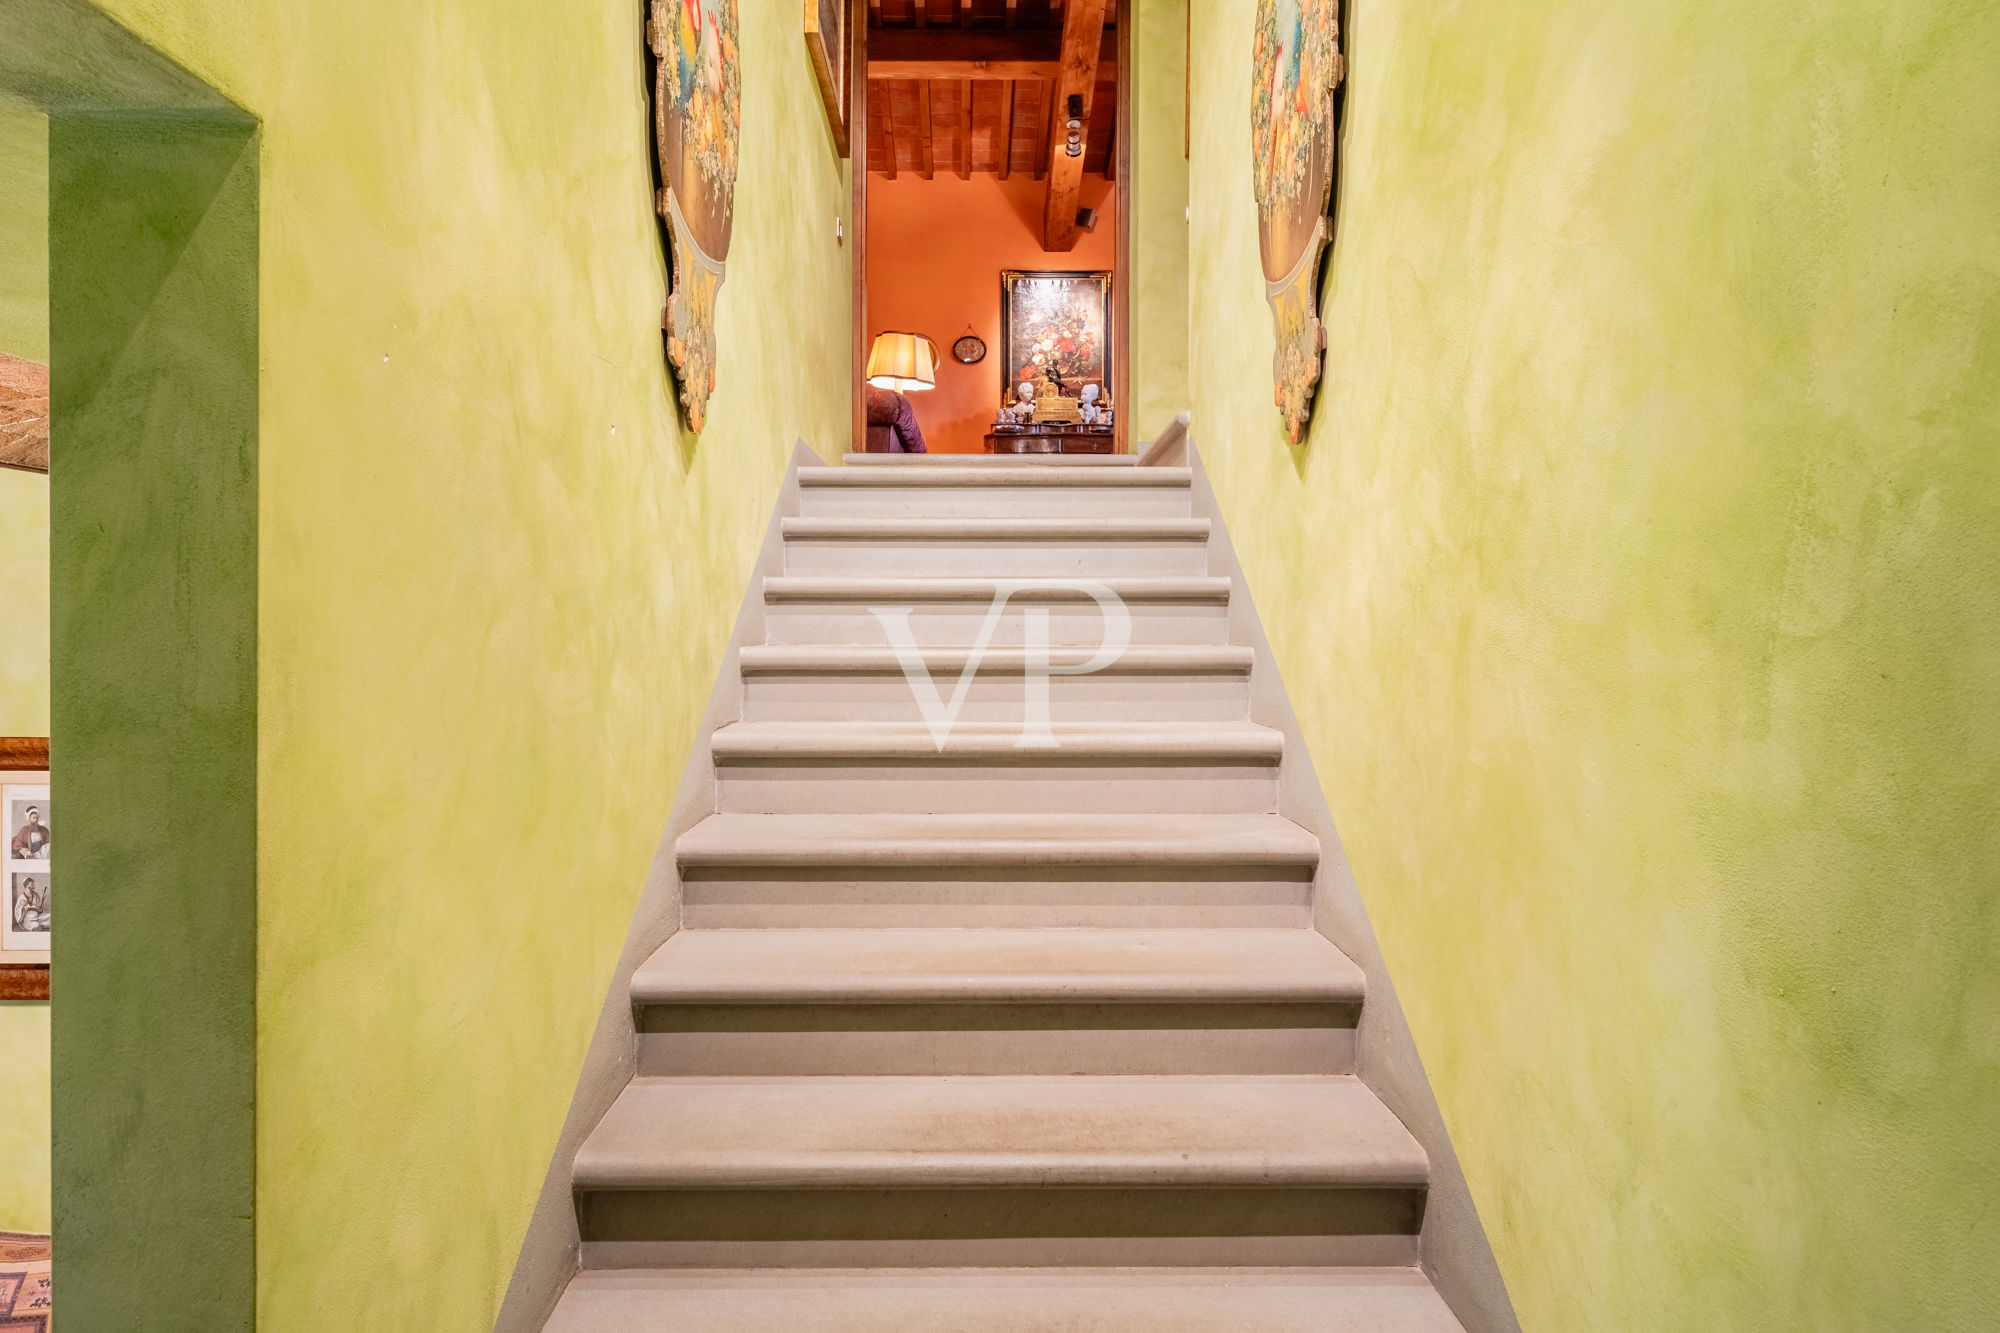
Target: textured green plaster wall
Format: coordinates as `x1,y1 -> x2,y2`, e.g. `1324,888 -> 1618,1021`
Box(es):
0,98 -> 48,363
1190,0 -> 2000,1327
1129,0 -> 1189,436
51,106 -> 260,1329
0,93 -> 49,1241
0,1000 -> 48,1233
84,0 -> 849,1325
0,467 -> 50,737
0,95 -> 49,736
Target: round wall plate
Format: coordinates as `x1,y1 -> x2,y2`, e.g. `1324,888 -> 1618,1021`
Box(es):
952,334 -> 987,365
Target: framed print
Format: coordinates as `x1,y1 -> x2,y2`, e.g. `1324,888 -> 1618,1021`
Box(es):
804,0 -> 849,156
3,779 -> 49,958
1000,270 -> 1114,401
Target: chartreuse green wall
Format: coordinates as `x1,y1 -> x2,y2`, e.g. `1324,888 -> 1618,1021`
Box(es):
0,97 -> 48,362
0,94 -> 49,1239
0,94 -> 49,736
1192,0 -> 2000,1327
1129,0 -> 1189,436
36,0 -> 846,1325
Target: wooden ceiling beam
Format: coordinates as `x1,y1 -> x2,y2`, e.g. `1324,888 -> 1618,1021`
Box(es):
917,79 -> 935,178
1035,79 -> 1052,181
881,83 -> 898,179
868,29 -> 1114,82
998,79 -> 1016,179
959,79 -> 975,178
1040,0 -> 1108,249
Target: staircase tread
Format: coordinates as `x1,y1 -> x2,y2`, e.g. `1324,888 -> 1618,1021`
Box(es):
800,465 -> 1190,487
738,644 -> 1253,673
632,928 -> 1364,1004
710,720 -> 1282,760
547,1266 -> 1464,1331
763,575 -> 1233,603
572,1074 -> 1428,1190
676,812 -> 1321,866
783,516 -> 1210,539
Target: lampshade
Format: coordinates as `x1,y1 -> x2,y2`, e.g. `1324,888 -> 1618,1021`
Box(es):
866,331 -> 938,391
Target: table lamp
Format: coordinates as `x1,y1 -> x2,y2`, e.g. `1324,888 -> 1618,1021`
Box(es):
865,332 -> 938,391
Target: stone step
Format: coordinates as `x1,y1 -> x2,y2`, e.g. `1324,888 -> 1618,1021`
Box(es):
545,1266 -> 1466,1332
631,927 -> 1364,1076
572,1075 -> 1429,1268
675,812 -> 1321,928
709,721 -> 1283,815
781,517 -> 1211,577
798,466 -> 1192,518
737,644 -> 1253,724
762,575 -> 1232,646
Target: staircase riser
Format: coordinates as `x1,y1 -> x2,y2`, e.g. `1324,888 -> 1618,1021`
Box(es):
582,1234 -> 1422,1271
679,869 -> 1314,929
714,764 -> 1279,815
637,1013 -> 1355,1076
577,1186 -> 1423,1270
799,490 -> 1192,520
784,539 -> 1209,578
763,602 -> 1231,647
739,674 -> 1250,725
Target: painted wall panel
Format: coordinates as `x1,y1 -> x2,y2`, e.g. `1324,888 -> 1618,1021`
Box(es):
1190,0 -> 2000,1327
67,0 -> 850,1325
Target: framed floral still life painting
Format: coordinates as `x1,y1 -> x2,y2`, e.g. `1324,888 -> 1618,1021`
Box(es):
1000,270 -> 1113,401
647,0 -> 743,432
2,776 -> 50,962
1252,0 -> 1344,443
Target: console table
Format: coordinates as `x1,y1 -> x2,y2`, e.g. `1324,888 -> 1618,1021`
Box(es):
984,427 -> 1117,455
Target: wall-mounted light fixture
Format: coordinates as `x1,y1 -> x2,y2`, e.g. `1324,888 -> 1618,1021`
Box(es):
1064,94 -> 1084,159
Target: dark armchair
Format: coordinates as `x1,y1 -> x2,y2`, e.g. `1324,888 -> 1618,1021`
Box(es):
864,385 -> 928,453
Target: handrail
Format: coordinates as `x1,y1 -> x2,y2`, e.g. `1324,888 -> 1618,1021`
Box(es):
1137,412 -> 1190,467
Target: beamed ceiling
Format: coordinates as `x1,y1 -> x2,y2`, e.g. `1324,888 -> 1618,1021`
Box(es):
866,0 -> 1119,198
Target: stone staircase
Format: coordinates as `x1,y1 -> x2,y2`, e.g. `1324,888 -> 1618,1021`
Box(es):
541,452 -> 1467,1330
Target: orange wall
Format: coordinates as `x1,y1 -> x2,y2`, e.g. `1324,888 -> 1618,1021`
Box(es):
867,173 -> 1117,454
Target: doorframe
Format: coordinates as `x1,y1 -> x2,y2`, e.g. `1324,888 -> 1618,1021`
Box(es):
850,4 -> 1135,454
1113,0 -> 1133,454
849,0 -> 870,456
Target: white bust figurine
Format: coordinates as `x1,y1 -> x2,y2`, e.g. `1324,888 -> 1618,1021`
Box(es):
1003,381 -> 1034,423
1078,383 -> 1102,424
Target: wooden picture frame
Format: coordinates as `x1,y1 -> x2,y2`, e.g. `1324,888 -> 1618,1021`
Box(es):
0,739 -> 48,1002
805,0 -> 849,156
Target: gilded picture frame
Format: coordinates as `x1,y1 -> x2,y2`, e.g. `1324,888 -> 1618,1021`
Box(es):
999,270 -> 1114,402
